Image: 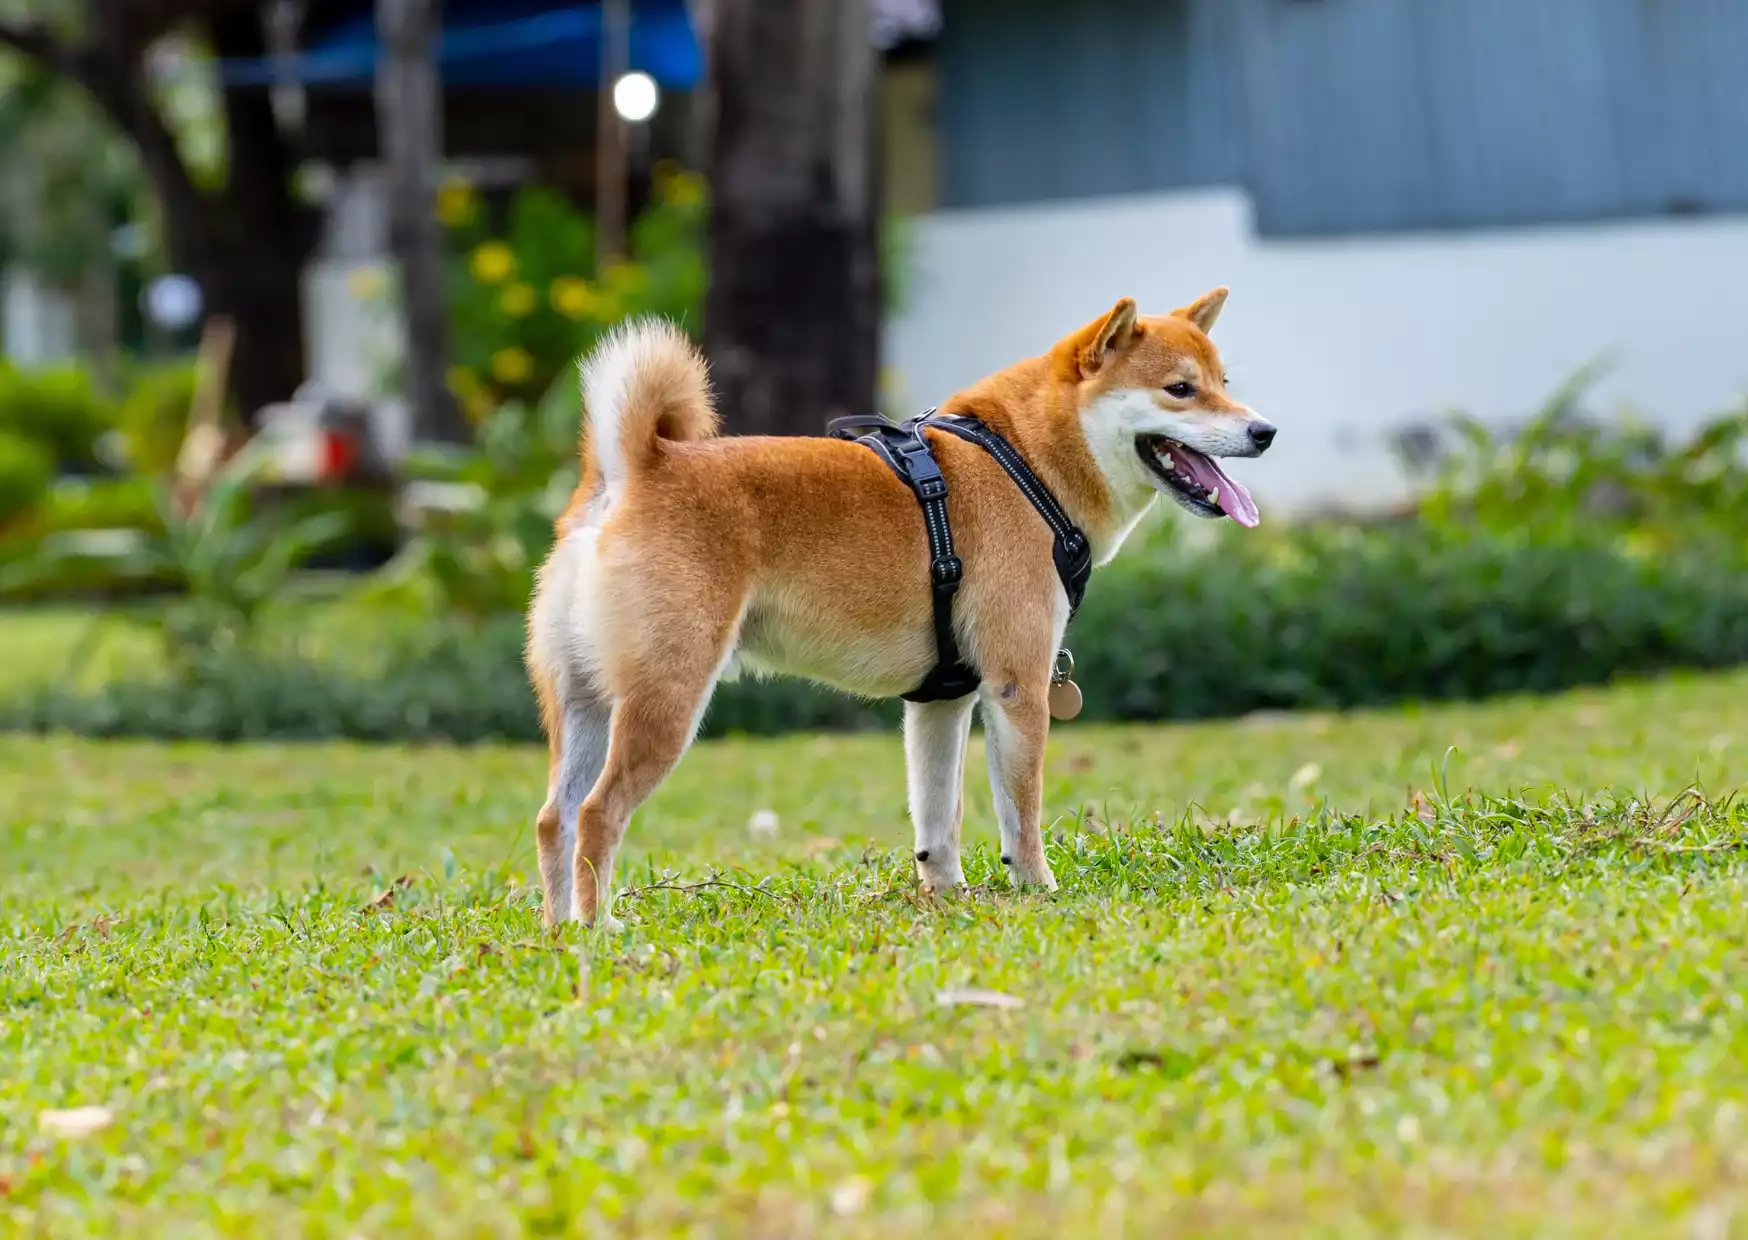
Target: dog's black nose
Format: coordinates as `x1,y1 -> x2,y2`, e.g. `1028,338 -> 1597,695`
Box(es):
1248,422 -> 1277,453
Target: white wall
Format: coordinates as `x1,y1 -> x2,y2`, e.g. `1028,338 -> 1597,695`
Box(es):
300,167 -> 413,459
304,167 -> 398,403
883,188 -> 1748,515
2,268 -> 78,366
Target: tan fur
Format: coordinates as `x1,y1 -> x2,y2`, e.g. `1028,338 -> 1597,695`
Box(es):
526,292 -> 1275,927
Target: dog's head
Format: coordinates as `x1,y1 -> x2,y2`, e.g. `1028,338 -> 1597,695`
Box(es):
1062,289 -> 1274,528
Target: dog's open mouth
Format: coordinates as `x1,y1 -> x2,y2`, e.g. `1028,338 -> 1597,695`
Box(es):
1136,435 -> 1261,527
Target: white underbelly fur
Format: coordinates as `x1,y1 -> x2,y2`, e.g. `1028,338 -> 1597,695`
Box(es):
727,604 -> 934,700
527,525 -> 610,698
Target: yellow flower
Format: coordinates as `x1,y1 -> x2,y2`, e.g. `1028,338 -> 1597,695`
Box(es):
660,169 -> 705,208
498,282 -> 536,318
462,387 -> 496,423
549,276 -> 596,320
489,346 -> 534,386
346,265 -> 388,302
436,177 -> 476,227
602,259 -> 646,295
470,242 -> 516,284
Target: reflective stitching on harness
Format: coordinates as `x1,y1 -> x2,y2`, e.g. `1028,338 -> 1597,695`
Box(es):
827,409 -> 1092,702
923,412 -> 1091,618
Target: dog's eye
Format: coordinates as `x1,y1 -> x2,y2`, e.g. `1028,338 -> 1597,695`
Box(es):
1164,381 -> 1196,399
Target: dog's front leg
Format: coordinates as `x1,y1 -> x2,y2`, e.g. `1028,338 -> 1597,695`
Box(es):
979,677 -> 1058,891
904,697 -> 976,892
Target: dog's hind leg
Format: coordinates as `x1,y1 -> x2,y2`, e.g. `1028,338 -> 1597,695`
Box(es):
571,608 -> 741,931
905,697 -> 975,892
536,684 -> 611,927
979,676 -> 1058,891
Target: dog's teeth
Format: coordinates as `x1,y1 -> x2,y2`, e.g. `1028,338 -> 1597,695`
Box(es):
1208,486 -> 1220,506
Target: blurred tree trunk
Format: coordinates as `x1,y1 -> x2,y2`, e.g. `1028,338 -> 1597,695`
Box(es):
375,0 -> 468,443
705,0 -> 880,435
0,1 -> 317,423
201,7 -> 318,421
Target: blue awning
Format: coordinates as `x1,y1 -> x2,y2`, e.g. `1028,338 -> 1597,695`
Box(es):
221,0 -> 701,90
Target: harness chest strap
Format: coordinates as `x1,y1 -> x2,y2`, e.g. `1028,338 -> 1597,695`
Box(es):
827,409 -> 1093,704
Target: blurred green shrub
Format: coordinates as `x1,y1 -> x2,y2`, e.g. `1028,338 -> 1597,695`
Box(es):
10,375 -> 1748,742
31,475 -> 161,531
0,475 -> 165,598
1410,374 -> 1748,564
363,370 -> 576,620
0,446 -> 346,663
0,617 -> 885,743
9,524 -> 1748,742
0,430 -> 54,525
115,360 -> 200,475
0,361 -> 117,470
1073,523 -> 1748,722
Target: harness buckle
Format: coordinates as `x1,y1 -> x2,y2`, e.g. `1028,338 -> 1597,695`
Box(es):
932,555 -> 963,589
895,439 -> 946,499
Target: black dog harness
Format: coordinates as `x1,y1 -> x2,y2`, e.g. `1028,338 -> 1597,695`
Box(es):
827,409 -> 1092,702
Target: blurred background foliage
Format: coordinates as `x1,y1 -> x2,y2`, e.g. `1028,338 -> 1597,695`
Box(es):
0,0 -> 1744,742
5,358 -> 1748,740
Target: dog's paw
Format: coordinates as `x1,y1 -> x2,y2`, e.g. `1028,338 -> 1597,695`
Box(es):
1001,854 -> 1058,892
568,893 -> 626,933
914,850 -> 968,894
918,877 -> 969,899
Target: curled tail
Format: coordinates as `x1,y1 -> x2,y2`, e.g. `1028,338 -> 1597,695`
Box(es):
579,318 -> 716,489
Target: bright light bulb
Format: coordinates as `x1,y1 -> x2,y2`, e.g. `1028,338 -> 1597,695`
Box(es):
612,71 -> 659,123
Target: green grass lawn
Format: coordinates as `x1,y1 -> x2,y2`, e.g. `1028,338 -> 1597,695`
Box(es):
0,597 -> 387,698
5,671 -> 1748,1237
0,608 -> 163,694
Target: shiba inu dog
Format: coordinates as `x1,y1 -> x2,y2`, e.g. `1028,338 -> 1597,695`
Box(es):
526,289 -> 1275,928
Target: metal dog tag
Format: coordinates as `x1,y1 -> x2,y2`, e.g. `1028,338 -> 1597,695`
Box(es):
1048,679 -> 1083,721
1048,648 -> 1082,720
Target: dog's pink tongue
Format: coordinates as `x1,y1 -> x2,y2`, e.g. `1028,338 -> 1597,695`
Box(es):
1169,447 -> 1261,528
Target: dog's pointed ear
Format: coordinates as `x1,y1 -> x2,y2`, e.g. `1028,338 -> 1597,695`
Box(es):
1075,297 -> 1140,377
1173,286 -> 1228,334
